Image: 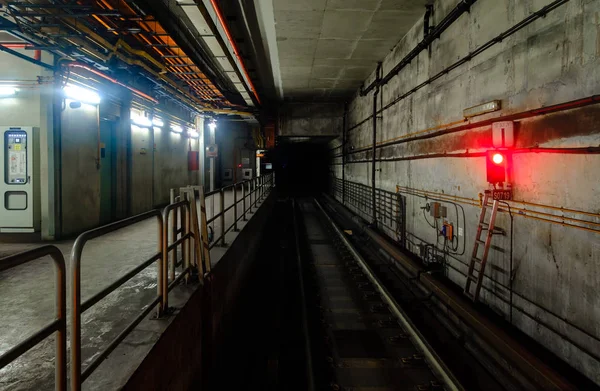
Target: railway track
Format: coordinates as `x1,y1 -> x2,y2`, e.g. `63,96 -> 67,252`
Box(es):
294,198 -> 463,391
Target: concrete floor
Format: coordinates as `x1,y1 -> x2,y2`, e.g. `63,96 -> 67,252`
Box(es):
0,187 -> 271,391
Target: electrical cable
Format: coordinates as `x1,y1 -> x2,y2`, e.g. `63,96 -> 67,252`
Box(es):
499,201 -> 514,324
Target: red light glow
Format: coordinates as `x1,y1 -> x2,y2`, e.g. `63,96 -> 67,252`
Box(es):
492,153 -> 504,165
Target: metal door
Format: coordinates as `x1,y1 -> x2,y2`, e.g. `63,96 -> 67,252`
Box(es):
99,120 -> 115,225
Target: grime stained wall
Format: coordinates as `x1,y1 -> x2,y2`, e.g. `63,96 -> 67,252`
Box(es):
279,102 -> 344,138
332,0 -> 600,384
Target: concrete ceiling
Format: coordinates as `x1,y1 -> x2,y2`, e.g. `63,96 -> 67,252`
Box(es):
273,0 -> 430,100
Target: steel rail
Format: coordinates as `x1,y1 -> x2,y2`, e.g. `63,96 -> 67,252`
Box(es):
322,193 -> 576,390
314,198 -> 463,391
292,200 -> 316,391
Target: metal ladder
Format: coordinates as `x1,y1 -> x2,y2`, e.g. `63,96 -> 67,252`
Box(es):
464,190 -> 499,302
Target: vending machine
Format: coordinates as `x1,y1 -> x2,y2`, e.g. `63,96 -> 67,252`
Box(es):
0,126 -> 36,232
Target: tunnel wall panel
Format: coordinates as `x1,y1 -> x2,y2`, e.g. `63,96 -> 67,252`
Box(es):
331,0 -> 600,384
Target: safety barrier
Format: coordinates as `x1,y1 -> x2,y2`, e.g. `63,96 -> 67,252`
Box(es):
203,174 -> 274,249
0,246 -> 67,391
331,177 -> 404,243
1,175 -> 274,391
163,200 -> 194,298
70,210 -> 164,391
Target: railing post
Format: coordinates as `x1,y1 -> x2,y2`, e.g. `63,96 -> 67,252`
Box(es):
249,179 -> 255,214
184,200 -> 191,281
233,183 -> 239,231
169,189 -> 177,274
220,188 -> 226,246
160,211 -> 167,316
242,180 -> 247,221
259,176 -> 263,201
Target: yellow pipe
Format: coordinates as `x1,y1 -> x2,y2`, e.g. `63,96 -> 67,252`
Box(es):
395,186 -> 600,233
61,18 -> 253,116
397,185 -> 600,222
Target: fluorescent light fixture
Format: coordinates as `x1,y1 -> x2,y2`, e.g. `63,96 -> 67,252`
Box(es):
152,118 -> 164,127
131,114 -> 152,127
208,120 -> 217,132
463,100 -> 501,118
63,85 -> 101,105
131,125 -> 147,132
0,86 -> 17,97
188,130 -> 199,138
170,124 -> 183,133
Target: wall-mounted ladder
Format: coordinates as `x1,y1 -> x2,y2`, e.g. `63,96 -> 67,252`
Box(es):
464,190 -> 499,302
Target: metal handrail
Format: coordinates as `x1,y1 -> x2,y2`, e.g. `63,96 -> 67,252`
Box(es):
163,200 -> 193,302
70,210 -> 164,391
0,246 -> 67,391
206,173 -> 274,249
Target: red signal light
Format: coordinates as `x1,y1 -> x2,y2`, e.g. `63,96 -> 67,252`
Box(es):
486,150 -> 507,184
492,153 -> 504,165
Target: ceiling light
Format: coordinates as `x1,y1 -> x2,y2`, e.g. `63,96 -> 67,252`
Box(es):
170,124 -> 183,133
152,118 -> 164,127
64,85 -> 100,105
208,120 -> 217,132
0,86 -> 17,97
188,129 -> 199,138
131,114 -> 152,127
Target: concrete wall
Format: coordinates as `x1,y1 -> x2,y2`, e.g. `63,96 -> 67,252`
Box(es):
152,120 -> 200,207
330,0 -> 600,384
279,102 -> 344,137
59,73 -> 201,233
216,121 -> 256,186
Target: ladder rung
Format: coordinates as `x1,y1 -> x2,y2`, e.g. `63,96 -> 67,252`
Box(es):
475,239 -> 485,244
464,290 -> 475,300
472,257 -> 483,263
468,275 -> 478,282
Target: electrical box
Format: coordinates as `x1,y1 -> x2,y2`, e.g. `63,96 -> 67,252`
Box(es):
442,221 -> 453,241
492,121 -> 514,148
206,144 -> 218,158
429,202 -> 447,218
242,169 -> 253,180
188,151 -> 199,171
223,169 -> 232,180
0,126 -> 36,233
430,202 -> 441,218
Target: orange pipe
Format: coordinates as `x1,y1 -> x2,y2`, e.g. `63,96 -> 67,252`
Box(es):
0,43 -> 32,48
67,62 -> 159,104
208,0 -> 261,105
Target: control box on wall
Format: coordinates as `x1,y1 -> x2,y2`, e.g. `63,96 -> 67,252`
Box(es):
0,126 -> 39,233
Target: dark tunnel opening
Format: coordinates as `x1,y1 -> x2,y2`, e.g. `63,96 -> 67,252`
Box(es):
269,141 -> 331,197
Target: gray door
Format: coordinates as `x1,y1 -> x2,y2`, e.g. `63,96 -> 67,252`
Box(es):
99,120 -> 115,225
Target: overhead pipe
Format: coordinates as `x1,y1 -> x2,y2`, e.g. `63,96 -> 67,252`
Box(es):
208,0 -> 261,105
353,0 -> 569,132
32,9 -> 252,115
345,93 -> 600,155
361,0 -> 477,96
0,43 -> 32,48
65,62 -> 159,104
371,62 -> 382,226
342,102 -> 348,204
343,146 -> 600,164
